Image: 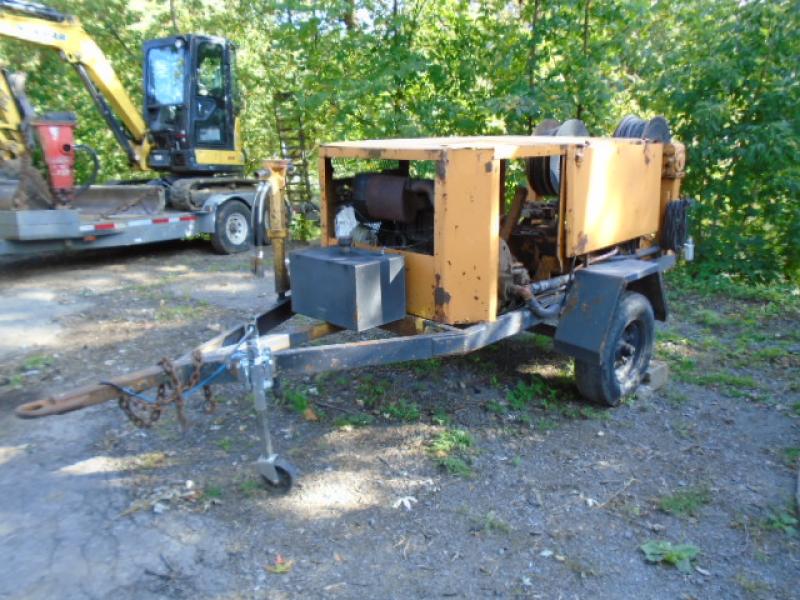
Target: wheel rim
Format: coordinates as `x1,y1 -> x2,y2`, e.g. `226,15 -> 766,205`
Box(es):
614,319 -> 643,381
225,212 -> 248,245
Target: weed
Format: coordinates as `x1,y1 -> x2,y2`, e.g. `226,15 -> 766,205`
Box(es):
216,437 -> 233,452
333,413 -> 374,428
537,417 -> 558,431
658,486 -> 711,517
791,402 -> 800,417
640,540 -> 700,572
356,376 -> 388,408
284,388 -> 310,413
782,447 -> 800,467
480,510 -> 511,534
429,428 -> 474,477
763,507 -> 798,535
734,572 -> 771,597
239,479 -> 262,496
429,429 -> 473,455
4,374 -> 23,389
579,406 -> 609,421
665,388 -> 689,406
155,304 -> 203,322
437,455 -> 473,478
431,409 -> 451,426
692,308 -> 727,328
384,399 -> 420,422
204,485 -> 224,499
412,358 -> 442,376
485,399 -> 506,414
507,377 -> 557,410
527,333 -> 553,353
511,455 -> 522,467
21,354 -> 53,370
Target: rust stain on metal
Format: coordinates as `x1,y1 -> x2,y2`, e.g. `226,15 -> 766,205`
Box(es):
434,273 -> 451,321
574,232 -> 588,255
436,159 -> 447,180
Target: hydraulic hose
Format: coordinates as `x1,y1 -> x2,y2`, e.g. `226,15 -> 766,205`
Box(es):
74,144 -> 99,196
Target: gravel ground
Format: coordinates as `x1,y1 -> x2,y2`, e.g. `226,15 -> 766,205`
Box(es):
0,240 -> 798,599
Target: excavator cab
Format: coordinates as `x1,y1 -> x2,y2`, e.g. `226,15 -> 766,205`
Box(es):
143,35 -> 244,175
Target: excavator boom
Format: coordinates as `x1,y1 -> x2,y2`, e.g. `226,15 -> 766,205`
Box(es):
0,0 -> 149,168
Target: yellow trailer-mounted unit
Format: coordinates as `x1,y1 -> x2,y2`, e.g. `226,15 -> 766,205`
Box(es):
16,119 -> 690,491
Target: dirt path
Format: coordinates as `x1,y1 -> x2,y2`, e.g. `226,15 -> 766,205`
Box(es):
1,242 -> 798,599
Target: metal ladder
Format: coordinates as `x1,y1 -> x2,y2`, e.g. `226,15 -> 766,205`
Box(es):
272,92 -> 313,208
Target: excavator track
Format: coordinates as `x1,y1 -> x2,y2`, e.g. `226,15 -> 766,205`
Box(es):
167,176 -> 259,211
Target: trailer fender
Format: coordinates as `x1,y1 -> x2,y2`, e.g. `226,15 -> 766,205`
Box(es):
202,191 -> 256,212
553,256 -> 673,364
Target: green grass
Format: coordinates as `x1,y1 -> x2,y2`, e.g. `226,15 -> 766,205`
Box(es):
216,437 -> 233,452
239,479 -> 262,496
411,358 -> 442,376
783,447 -> 800,466
762,507 -> 798,536
436,455 -> 473,478
478,510 -> 511,534
658,486 -> 711,518
204,485 -> 224,499
431,409 -> 451,426
355,375 -> 388,408
21,354 -> 53,370
383,399 -> 420,422
284,387 -> 310,413
155,303 -> 205,322
333,413 -> 374,428
692,308 -> 727,328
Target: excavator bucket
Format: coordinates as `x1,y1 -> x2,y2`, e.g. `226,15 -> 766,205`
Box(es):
0,155 -> 54,210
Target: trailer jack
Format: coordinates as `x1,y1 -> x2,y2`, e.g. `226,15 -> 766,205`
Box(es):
239,323 -> 297,491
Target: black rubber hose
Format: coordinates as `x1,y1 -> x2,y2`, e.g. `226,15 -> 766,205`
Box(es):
251,181 -> 270,247
527,293 -> 564,320
73,144 -> 99,196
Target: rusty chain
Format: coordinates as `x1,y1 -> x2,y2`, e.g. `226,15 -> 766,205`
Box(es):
115,350 -> 215,429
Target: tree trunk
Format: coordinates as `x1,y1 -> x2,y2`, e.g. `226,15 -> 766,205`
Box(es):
577,0 -> 591,120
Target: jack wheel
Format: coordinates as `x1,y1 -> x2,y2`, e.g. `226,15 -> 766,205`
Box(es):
259,458 -> 297,493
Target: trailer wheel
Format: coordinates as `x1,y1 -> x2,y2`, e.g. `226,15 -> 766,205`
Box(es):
574,291 -> 654,406
212,200 -> 252,254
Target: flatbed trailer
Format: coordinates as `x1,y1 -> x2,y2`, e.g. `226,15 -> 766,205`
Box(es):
0,182 -> 260,256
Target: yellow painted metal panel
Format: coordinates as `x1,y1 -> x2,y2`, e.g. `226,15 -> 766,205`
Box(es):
0,72 -> 24,159
381,249 -> 436,320
194,148 -> 245,166
564,141 -> 662,256
434,148 -> 499,324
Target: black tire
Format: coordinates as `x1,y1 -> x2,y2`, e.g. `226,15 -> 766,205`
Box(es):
211,200 -> 252,254
261,466 -> 293,493
574,291 -> 655,406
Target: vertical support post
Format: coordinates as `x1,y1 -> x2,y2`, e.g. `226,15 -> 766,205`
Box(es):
262,160 -> 291,298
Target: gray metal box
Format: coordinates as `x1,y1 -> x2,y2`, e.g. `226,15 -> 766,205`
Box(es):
289,246 -> 405,331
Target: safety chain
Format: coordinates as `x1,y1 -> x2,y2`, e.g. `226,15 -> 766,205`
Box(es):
116,350 -> 215,429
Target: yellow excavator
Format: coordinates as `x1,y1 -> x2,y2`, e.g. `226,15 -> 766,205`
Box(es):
0,0 -> 261,232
